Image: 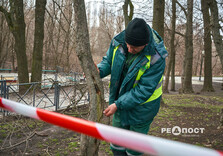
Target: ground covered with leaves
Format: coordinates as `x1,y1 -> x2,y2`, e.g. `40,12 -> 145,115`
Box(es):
0,83 -> 223,156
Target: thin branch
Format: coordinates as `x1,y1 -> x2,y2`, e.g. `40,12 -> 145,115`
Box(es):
165,25 -> 185,37
176,0 -> 187,16
52,0 -> 71,26
45,8 -> 67,33
175,31 -> 185,37
45,146 -> 52,156
0,132 -> 36,151
0,6 -> 13,28
129,0 -> 134,20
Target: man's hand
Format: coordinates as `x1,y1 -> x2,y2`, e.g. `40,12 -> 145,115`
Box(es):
103,103 -> 117,117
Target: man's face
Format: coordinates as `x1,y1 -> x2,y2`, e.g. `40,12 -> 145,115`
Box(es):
126,43 -> 147,54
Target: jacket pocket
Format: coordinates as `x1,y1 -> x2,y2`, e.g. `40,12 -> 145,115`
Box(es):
128,97 -> 161,125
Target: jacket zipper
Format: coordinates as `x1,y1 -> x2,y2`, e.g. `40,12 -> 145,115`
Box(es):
119,55 -> 146,94
127,55 -> 144,74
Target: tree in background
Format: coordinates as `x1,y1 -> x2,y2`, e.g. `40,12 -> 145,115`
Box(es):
31,0 -> 47,84
0,1 -> 13,69
177,0 -> 194,93
0,0 -> 29,93
163,0 -> 176,93
123,0 -> 134,28
170,0 -> 176,92
201,0 -> 214,92
152,0 -> 166,107
209,0 -> 223,83
42,0 -> 76,72
73,0 -> 105,155
152,0 -> 165,39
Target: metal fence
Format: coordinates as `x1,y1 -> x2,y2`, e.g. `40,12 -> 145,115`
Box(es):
0,71 -> 110,117
0,80 -> 89,116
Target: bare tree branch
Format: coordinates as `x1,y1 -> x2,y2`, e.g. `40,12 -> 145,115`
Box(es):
52,0 -> 71,26
175,31 -> 185,37
45,8 -> 67,33
0,6 -> 13,28
0,132 -> 36,151
176,0 -> 187,16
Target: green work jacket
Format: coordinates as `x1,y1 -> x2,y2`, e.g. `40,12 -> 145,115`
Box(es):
98,25 -> 168,126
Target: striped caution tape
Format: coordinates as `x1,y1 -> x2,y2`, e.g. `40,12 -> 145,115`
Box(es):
0,97 -> 223,156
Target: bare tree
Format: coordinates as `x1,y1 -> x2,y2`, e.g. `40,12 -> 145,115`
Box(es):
73,0 -> 105,155
209,0 -> 223,78
31,0 -> 47,83
63,0 -> 74,72
163,0 -> 176,93
0,0 -> 29,92
0,9 -> 11,68
42,0 -> 78,72
201,0 -> 214,92
177,0 -> 194,93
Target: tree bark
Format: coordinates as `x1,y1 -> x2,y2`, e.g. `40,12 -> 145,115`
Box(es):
170,0 -> 176,91
0,11 -> 7,67
209,0 -> 223,79
152,0 -> 165,39
163,56 -> 171,93
0,0 -> 29,93
73,0 -> 105,155
31,0 -> 47,84
181,0 -> 194,93
153,0 -> 165,107
201,0 -> 214,92
163,0 -> 176,93
123,0 -> 134,28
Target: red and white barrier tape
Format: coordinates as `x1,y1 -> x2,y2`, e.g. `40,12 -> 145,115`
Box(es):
0,97 -> 222,156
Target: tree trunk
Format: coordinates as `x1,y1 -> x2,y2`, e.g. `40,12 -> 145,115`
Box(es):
0,1 -> 11,68
64,1 -> 73,72
11,43 -> 16,72
0,0 -> 29,93
182,0 -> 194,93
0,12 -> 6,66
209,0 -> 223,80
201,0 -> 214,92
11,0 -> 29,92
152,0 -> 165,39
73,0 -> 105,156
31,0 -> 47,84
163,57 -> 171,93
54,1 -> 63,69
44,12 -> 56,70
123,0 -> 134,28
153,0 -> 165,107
163,0 -> 176,93
170,0 -> 176,92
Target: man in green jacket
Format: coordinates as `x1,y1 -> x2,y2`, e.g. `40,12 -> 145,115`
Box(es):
97,18 -> 168,156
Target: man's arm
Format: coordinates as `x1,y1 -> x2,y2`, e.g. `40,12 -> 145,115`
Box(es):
97,41 -> 114,78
